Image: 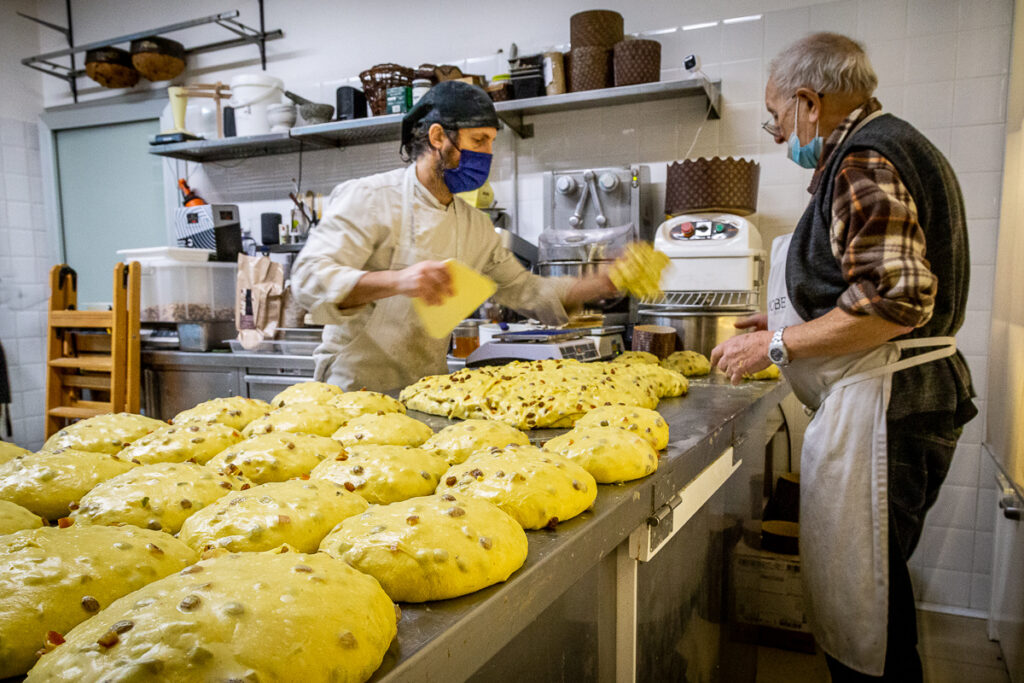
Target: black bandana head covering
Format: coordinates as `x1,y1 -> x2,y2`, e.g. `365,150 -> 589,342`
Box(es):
400,80 -> 499,151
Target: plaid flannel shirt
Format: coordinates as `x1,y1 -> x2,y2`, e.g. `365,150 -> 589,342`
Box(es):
808,98 -> 937,328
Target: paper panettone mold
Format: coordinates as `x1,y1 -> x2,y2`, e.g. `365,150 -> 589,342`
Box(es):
665,157 -> 761,217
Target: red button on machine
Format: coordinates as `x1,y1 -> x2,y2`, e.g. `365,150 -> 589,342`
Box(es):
681,222 -> 695,237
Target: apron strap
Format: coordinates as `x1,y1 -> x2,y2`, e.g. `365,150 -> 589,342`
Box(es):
828,336 -> 957,393
399,165 -> 416,253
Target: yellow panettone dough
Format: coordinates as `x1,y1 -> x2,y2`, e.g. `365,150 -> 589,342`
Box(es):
206,432 -> 344,484
436,445 -> 596,529
400,369 -> 500,420
575,405 -> 670,450
178,479 -> 368,553
0,499 -> 43,535
0,450 -> 136,520
611,350 -> 660,365
423,419 -> 530,465
0,440 -> 31,465
332,413 -> 434,447
270,380 -> 345,408
118,422 -> 244,466
661,350 -> 712,377
24,548 -> 396,683
41,413 -> 167,455
310,445 -> 448,504
172,396 -> 271,430
745,364 -> 781,380
544,426 -> 659,483
319,492 -> 528,602
70,462 -> 249,534
0,525 -> 195,679
328,390 -> 406,420
242,402 -> 351,438
608,241 -> 669,299
618,363 -> 689,398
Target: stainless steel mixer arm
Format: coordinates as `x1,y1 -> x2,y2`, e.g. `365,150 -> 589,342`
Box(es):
587,174 -> 607,227
569,180 -> 591,228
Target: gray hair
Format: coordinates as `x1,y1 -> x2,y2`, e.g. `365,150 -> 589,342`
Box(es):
769,32 -> 878,97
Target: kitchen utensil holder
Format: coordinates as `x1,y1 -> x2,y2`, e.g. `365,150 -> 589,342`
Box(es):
359,63 -> 414,116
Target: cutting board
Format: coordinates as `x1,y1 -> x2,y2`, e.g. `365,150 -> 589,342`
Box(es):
412,259 -> 497,339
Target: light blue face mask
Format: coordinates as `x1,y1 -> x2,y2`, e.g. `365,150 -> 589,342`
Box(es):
787,101 -> 822,169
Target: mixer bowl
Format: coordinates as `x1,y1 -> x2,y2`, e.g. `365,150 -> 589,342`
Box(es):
636,308 -> 757,358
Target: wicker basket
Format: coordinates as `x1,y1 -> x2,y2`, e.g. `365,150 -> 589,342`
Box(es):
665,157 -> 761,217
570,10 -> 624,48
613,39 -> 661,87
570,46 -> 612,92
415,64 -> 438,83
359,63 -> 414,116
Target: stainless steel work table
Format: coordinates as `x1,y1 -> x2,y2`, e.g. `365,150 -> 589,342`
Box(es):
371,377 -> 790,682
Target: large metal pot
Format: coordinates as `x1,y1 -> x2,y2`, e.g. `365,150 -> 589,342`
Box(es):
537,260 -> 602,277
636,308 -> 757,357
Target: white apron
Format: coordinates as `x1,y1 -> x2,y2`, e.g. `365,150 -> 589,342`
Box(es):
316,166 -> 454,392
766,234 -> 955,675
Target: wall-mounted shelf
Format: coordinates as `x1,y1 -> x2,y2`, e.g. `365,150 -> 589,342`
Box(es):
147,77 -> 721,162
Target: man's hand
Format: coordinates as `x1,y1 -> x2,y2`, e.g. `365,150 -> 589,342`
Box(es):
710,330 -> 773,385
734,312 -> 767,331
396,261 -> 454,305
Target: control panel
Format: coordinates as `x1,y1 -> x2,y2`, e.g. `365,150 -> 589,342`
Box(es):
668,219 -> 740,241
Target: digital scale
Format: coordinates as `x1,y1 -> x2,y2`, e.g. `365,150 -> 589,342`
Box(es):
466,327 -> 624,367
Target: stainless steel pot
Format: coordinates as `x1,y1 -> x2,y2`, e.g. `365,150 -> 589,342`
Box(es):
537,260 -> 602,277
636,308 -> 757,357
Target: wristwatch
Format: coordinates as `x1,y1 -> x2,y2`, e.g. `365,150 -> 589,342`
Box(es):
768,327 -> 790,366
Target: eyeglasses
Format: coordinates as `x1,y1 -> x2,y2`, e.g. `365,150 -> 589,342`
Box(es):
761,93 -> 824,137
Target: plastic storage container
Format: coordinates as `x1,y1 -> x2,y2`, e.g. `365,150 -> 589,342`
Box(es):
117,247 -> 237,323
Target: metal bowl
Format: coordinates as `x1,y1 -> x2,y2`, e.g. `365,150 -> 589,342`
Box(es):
636,308 -> 757,357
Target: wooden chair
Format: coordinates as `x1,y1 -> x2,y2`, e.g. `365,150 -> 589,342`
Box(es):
44,262 -> 141,437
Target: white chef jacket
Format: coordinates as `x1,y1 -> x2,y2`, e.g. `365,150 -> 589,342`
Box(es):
292,165 -> 575,392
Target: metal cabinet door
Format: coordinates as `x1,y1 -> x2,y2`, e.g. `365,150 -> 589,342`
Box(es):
243,374 -> 313,404
143,367 -> 241,421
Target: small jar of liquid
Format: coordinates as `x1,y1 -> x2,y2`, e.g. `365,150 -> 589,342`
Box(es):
451,321 -> 481,358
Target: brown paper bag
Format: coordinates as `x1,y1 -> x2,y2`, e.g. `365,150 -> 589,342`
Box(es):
236,254 -> 283,349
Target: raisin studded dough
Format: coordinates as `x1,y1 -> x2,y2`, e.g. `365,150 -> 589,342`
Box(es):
270,380 -> 345,408
0,525 -> 196,679
24,548 -> 397,683
0,440 -> 31,465
544,426 -> 659,484
206,432 -> 344,484
70,462 -> 249,534
178,479 -> 368,554
0,499 -> 43,535
118,423 -> 244,466
423,419 -> 531,465
575,405 -> 670,450
241,403 -> 351,438
0,450 -> 136,520
745,364 -> 781,380
332,413 -> 433,448
41,413 -> 167,455
328,390 -> 406,420
320,492 -> 528,602
611,350 -> 660,365
172,396 -> 272,431
661,350 -> 712,377
310,445 -> 448,505
436,445 -> 597,530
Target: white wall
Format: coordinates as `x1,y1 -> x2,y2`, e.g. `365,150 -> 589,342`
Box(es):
23,0 -> 1014,613
0,0 -> 49,451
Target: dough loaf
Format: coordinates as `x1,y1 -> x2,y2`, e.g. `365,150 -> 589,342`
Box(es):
0,440 -> 31,465
745,364 -> 781,380
0,450 -> 136,520
423,419 -> 530,465
436,445 -> 596,529
118,422 -> 243,466
0,525 -> 195,679
332,413 -> 433,447
70,462 -> 249,534
608,242 -> 669,299
661,350 -> 712,377
575,405 -> 670,450
320,492 -> 528,602
24,547 -> 396,683
310,444 -> 448,504
611,350 -> 660,365
178,479 -> 368,554
270,380 -> 345,408
0,499 -> 43,536
241,402 -> 351,438
206,432 -> 344,484
172,396 -> 271,431
41,413 -> 167,455
328,390 -> 406,420
544,426 -> 659,483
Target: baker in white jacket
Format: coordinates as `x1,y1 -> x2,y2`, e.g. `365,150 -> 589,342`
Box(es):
293,81 -> 618,392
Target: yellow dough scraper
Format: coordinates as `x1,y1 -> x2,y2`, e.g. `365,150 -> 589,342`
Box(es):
412,259 -> 497,339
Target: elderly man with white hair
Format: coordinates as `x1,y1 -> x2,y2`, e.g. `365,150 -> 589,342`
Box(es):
712,33 -> 976,681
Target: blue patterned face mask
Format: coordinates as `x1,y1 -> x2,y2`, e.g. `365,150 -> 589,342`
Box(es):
787,102 -> 822,169
443,148 -> 492,193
